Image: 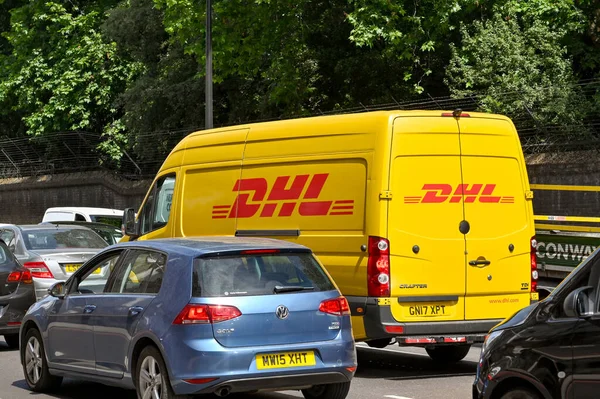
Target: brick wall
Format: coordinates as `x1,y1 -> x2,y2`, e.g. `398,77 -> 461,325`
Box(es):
0,172 -> 152,224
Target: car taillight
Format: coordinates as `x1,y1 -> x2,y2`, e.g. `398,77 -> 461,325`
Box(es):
319,297 -> 350,316
7,269 -> 32,284
531,236 -> 538,293
173,304 -> 242,325
23,262 -> 54,279
367,236 -> 390,297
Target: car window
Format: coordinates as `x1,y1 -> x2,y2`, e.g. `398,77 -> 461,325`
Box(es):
23,228 -> 107,250
139,174 -> 175,235
552,249 -> 600,318
111,250 -> 166,294
90,216 -> 122,228
0,229 -> 19,254
193,253 -> 335,297
72,252 -> 123,295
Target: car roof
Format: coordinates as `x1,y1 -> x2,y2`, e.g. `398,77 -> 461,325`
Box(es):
44,207 -> 123,216
8,224 -> 95,231
40,221 -> 121,230
114,237 -> 310,257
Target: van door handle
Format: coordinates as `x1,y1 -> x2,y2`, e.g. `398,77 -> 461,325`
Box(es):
83,305 -> 96,314
469,259 -> 491,267
128,306 -> 144,316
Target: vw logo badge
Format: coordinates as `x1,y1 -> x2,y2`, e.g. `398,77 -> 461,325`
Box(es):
275,305 -> 289,320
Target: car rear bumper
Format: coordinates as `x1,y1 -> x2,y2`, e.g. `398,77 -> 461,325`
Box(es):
186,370 -> 352,395
164,332 -> 356,395
349,296 -> 502,343
0,285 -> 36,334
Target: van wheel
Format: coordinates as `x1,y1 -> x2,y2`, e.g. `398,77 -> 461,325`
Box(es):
136,346 -> 191,399
500,388 -> 541,399
4,333 -> 19,349
301,381 -> 351,399
21,328 -> 62,392
425,345 -> 470,363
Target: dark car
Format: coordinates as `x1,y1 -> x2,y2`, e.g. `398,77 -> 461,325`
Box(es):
473,244 -> 600,399
0,239 -> 36,349
40,221 -> 123,245
20,237 -> 356,398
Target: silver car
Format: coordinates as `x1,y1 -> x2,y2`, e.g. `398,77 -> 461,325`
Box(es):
0,224 -> 108,300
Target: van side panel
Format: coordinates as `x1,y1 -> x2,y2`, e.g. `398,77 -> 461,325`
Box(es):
387,117 -> 466,323
458,117 -> 534,320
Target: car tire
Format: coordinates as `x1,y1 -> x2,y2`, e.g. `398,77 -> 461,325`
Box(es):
136,346 -> 191,399
425,345 -> 471,363
301,381 -> 351,399
4,333 -> 19,349
500,388 -> 541,399
21,328 -> 62,392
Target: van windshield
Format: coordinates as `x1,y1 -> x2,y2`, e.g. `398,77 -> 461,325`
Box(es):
90,215 -> 122,228
193,253 -> 335,297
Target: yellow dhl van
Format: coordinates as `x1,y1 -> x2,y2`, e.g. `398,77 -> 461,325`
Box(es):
123,110 -> 538,362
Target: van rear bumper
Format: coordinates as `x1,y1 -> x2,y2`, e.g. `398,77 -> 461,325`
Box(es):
348,296 -> 502,343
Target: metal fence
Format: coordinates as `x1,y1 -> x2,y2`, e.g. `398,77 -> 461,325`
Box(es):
2,86 -> 600,180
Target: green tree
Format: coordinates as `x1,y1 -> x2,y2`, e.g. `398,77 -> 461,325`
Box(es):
446,13 -> 590,127
0,1 -> 143,158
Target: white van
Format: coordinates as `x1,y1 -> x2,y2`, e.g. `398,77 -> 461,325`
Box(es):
42,207 -> 124,227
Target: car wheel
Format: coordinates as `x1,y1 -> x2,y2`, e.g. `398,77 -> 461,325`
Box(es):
500,388 -> 541,399
136,346 -> 190,399
425,345 -> 471,363
4,333 -> 19,349
21,328 -> 62,392
301,381 -> 351,399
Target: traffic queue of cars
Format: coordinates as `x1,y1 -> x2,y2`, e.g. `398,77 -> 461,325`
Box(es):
3,111 -> 600,399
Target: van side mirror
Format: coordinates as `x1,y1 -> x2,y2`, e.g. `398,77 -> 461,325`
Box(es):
48,281 -> 66,299
563,286 -> 594,318
123,208 -> 139,237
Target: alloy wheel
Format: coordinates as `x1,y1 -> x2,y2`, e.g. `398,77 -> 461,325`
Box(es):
24,336 -> 43,384
139,355 -> 163,399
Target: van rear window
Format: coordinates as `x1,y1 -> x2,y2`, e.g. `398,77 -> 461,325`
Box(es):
193,253 -> 335,297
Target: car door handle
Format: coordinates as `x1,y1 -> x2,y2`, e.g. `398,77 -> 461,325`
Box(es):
83,305 -> 97,314
128,306 -> 144,316
469,259 -> 491,267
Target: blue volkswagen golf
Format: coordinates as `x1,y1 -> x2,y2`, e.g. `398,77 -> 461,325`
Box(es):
19,237 -> 356,399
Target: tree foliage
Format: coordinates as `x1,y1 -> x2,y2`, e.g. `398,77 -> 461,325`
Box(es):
0,0 -> 599,164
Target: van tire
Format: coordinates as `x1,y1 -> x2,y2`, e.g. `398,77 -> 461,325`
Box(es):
301,381 -> 351,399
366,338 -> 391,348
425,345 -> 470,363
500,388 -> 541,399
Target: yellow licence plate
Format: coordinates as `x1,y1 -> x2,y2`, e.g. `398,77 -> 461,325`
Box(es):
405,303 -> 451,317
256,351 -> 316,370
64,264 -> 100,274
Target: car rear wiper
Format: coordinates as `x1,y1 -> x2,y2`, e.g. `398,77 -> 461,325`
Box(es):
273,285 -> 314,294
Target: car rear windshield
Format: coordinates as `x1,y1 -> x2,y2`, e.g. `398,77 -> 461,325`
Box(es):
90,215 -> 122,228
193,252 -> 335,297
23,229 -> 108,250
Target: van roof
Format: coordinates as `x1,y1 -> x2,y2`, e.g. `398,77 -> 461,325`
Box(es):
44,207 -> 124,216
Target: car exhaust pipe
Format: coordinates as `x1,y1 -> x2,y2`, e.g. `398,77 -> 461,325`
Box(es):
215,386 -> 231,397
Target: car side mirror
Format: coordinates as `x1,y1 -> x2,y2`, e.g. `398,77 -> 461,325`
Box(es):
563,286 -> 594,318
123,208 -> 139,237
48,281 -> 66,299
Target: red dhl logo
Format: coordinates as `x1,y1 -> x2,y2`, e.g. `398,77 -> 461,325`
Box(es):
404,184 -> 514,204
212,174 -> 354,219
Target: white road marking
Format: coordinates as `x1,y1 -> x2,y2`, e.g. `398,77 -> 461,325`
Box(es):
357,344 -> 431,358
384,395 -> 414,399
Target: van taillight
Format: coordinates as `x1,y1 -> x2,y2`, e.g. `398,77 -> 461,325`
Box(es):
173,304 -> 242,325
531,236 -> 538,293
23,262 -> 54,279
367,236 -> 390,297
319,297 -> 350,316
7,270 -> 32,284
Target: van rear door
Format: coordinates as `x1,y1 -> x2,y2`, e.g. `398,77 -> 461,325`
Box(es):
388,116 -> 466,323
458,116 -> 533,320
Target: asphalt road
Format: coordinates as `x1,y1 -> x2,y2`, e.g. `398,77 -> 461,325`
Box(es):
0,338 -> 479,399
